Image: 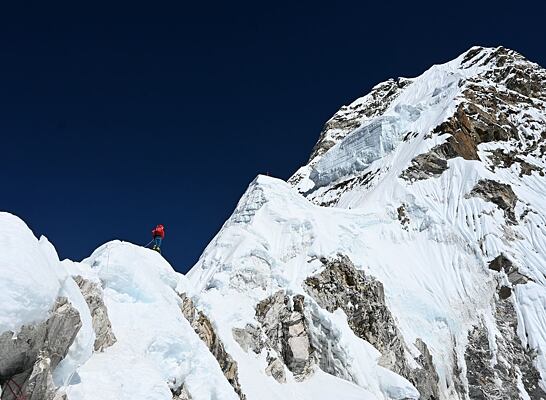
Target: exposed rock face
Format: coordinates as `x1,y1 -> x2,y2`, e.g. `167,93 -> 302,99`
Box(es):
488,254 -> 530,285
172,384 -> 192,400
303,256 -> 404,369
411,339 -> 440,400
467,179 -> 518,224
73,275 -> 117,351
486,149 -> 544,177
179,293 -> 246,400
15,356 -> 55,400
264,357 -> 286,383
398,47 -> 546,183
465,297 -> 546,400
401,100 -> 519,181
303,256 -> 439,400
255,292 -> 314,381
232,324 -> 264,355
233,322 -> 290,383
0,297 -> 82,400
400,150 -> 449,181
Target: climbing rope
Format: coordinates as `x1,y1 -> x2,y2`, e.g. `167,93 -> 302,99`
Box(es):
4,378 -> 27,400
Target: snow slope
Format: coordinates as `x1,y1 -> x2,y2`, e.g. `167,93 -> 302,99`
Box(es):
187,46 -> 546,399
187,174 -> 494,399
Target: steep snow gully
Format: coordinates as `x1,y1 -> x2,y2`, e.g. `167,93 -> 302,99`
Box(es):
2,46 -> 546,400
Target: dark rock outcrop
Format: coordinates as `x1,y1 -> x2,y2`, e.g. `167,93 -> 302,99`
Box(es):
303,256 -> 439,399
303,256 -> 405,369
172,384 -> 192,400
233,321 -> 288,383
264,357 -> 286,383
397,204 -> 410,229
488,254 -> 530,285
400,101 -> 520,182
400,151 -> 449,181
467,179 -> 519,224
465,297 -> 546,400
400,101 -> 518,181
179,293 -> 246,400
232,324 -> 264,355
0,297 -> 82,400
73,276 -> 117,352
255,292 -> 314,381
486,149 -> 544,177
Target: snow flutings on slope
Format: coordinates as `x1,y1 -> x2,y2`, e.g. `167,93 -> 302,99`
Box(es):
187,175 -> 493,399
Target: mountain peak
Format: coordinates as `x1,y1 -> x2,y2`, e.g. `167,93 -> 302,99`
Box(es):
289,45 -> 546,202
2,47 -> 546,400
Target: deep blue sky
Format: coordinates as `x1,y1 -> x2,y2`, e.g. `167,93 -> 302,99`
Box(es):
2,1 -> 545,273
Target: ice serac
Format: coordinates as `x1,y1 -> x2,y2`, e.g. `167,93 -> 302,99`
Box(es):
187,46 -> 546,400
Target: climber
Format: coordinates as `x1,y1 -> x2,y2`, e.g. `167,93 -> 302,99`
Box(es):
151,224 -> 165,253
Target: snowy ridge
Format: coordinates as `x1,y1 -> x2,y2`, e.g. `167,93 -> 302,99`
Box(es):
0,214 -> 237,400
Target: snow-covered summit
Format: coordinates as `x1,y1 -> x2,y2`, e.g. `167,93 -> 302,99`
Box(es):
291,46 -> 546,198
188,46 -> 546,399
1,46 -> 546,400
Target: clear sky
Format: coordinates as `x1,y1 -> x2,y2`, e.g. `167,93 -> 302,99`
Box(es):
2,1 -> 545,273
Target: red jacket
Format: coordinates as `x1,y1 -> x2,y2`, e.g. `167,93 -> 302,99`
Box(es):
152,224 -> 165,239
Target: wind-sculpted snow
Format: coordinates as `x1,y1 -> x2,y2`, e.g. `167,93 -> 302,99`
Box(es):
186,175 -> 500,399
0,213 -> 83,334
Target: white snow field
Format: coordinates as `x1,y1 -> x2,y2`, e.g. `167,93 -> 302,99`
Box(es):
1,46 -> 546,400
